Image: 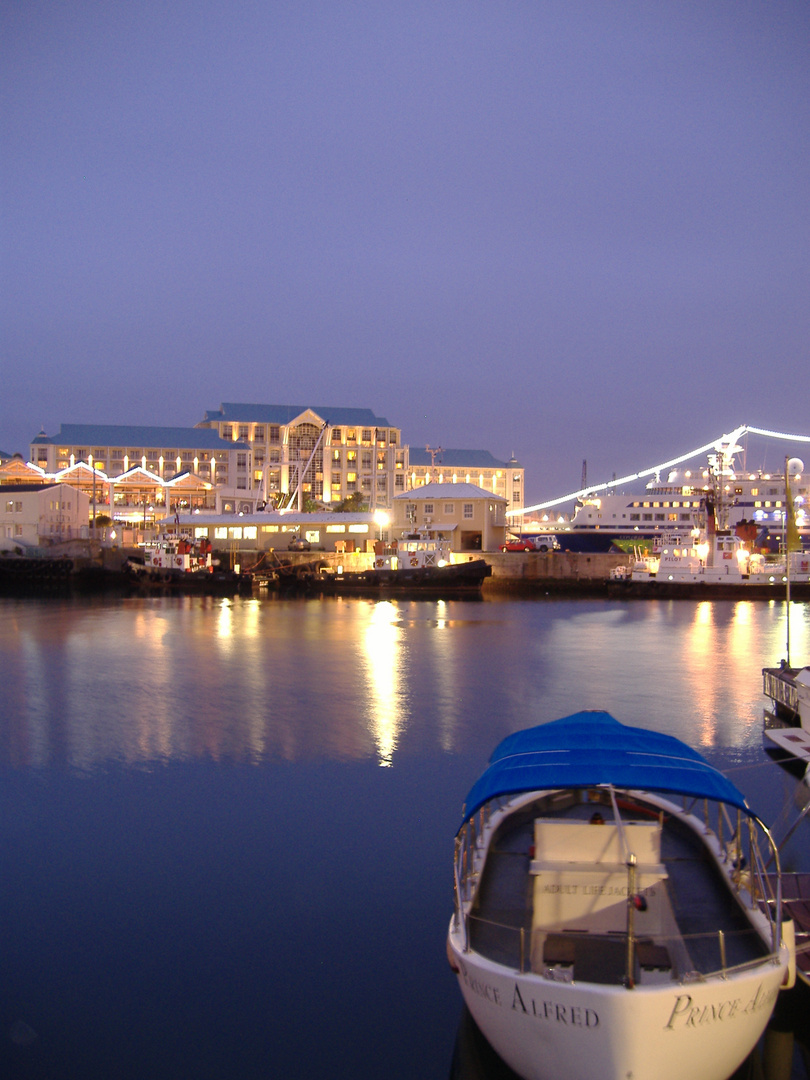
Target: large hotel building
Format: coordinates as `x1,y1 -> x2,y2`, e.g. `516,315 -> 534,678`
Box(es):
20,403 -> 523,518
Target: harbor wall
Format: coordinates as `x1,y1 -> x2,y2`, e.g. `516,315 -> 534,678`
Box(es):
482,551 -> 627,594
311,549 -> 627,595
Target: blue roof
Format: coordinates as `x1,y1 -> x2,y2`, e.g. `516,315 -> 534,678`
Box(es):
460,711 -> 751,831
31,424 -> 242,450
408,448 -> 517,468
201,403 -> 394,428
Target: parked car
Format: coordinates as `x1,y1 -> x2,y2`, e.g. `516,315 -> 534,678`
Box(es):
287,536 -> 311,551
500,534 -> 559,553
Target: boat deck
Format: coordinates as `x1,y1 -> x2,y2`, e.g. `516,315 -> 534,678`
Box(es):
468,794 -> 769,985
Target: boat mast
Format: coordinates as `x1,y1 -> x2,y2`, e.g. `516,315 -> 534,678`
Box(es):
785,455 -> 792,666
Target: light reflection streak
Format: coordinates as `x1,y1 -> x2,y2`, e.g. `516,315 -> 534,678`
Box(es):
361,601 -> 403,766
430,601 -> 464,753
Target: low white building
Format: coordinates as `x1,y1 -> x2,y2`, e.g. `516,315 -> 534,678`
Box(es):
1,484 -> 91,547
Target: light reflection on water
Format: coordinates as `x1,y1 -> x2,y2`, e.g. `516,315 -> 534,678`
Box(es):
2,594 -> 810,1080
1,595 -> 809,771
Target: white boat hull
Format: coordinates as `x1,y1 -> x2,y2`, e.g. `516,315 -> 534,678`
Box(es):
448,933 -> 784,1080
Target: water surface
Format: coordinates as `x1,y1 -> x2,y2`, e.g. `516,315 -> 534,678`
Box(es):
1,594 -> 809,1079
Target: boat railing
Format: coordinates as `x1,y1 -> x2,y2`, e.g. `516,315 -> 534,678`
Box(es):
463,913 -> 782,985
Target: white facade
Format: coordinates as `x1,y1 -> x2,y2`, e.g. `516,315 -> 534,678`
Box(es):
1,484 -> 91,546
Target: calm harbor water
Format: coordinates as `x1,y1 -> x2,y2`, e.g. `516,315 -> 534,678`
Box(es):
1,593 -> 809,1080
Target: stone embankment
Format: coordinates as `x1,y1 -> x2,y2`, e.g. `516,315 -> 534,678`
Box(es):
482,551 -> 627,594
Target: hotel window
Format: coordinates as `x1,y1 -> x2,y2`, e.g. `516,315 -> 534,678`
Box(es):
361,452 -> 372,470
15,502 -> 22,512
655,513 -> 665,521
4,501 -> 12,512
237,453 -> 247,469
269,425 -> 280,443
444,503 -> 454,514
463,503 -> 474,519
181,452 -> 193,462
238,426 -> 249,440
331,428 -> 342,444
395,475 -> 404,489
254,426 -> 265,441
424,503 -> 434,515
362,429 -> 372,443
642,513 -> 653,521
222,425 -> 233,438
630,513 -> 640,521
346,429 -> 357,445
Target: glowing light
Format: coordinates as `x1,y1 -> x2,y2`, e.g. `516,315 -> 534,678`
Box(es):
511,424 -> 810,517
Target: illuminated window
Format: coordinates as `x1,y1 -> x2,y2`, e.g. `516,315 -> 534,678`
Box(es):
243,526 -> 257,539
326,524 -> 347,533
348,524 -> 369,533
214,527 -> 227,539
229,527 -> 243,539
194,527 -> 210,538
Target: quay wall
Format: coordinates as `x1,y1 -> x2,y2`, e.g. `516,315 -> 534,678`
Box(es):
311,549 -> 627,595
482,551 -> 626,594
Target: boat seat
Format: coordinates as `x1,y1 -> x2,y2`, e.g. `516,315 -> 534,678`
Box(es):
541,932 -> 628,984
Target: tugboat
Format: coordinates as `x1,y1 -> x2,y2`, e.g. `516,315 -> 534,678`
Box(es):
309,527 -> 491,597
125,535 -> 252,595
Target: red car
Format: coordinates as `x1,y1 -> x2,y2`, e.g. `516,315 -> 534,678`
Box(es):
500,535 -> 558,553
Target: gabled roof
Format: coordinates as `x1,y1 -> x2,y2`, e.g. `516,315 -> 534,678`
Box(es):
394,482 -> 507,502
200,403 -> 394,428
408,448 -> 518,469
459,711 -> 752,832
111,465 -> 164,485
32,424 -> 244,450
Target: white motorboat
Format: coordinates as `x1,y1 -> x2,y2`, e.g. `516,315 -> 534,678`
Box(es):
447,711 -> 794,1080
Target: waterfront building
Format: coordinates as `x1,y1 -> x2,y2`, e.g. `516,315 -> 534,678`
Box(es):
406,448 -> 523,517
393,482 -> 508,552
0,456 -> 49,487
2,483 -> 90,546
196,403 -> 407,508
171,510 -> 378,557
30,424 -> 249,489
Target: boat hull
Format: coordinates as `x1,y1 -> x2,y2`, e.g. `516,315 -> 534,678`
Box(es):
309,558 -> 491,596
447,933 -> 784,1080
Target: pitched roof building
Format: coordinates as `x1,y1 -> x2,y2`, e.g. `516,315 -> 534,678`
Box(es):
406,448 -> 523,515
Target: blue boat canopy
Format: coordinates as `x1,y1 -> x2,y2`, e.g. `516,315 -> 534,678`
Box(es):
460,711 -> 752,831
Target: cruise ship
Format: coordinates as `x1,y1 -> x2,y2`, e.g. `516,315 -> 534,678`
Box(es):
551,451 -> 809,553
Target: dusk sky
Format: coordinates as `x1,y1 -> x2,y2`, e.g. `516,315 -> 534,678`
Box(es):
3,1 -> 809,503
